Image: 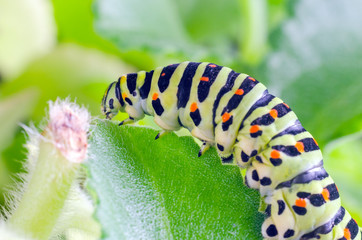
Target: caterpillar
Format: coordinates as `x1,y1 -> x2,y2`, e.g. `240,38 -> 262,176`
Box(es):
101,62 -> 361,240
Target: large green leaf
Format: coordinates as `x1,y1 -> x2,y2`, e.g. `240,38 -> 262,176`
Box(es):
87,120 -> 264,239
93,0 -> 283,65
51,0 -> 157,70
263,0 -> 362,146
94,0 -> 190,52
51,0 -> 119,54
173,0 -> 240,48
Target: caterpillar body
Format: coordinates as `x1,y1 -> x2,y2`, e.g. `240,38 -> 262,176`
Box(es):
101,62 -> 361,240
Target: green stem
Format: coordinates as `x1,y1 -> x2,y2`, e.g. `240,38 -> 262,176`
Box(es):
9,136 -> 79,240
239,0 -> 268,65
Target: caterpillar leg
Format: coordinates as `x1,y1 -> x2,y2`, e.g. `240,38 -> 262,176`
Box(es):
244,164 -> 261,189
119,117 -> 135,126
244,161 -> 276,197
155,130 -> 169,140
234,135 -> 258,168
262,216 -> 297,240
261,190 -> 297,239
215,141 -> 237,165
198,141 -> 211,157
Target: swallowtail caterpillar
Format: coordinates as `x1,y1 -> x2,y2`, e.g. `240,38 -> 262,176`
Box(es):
101,62 -> 361,240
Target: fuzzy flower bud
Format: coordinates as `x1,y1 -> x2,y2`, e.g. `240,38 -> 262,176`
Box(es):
48,100 -> 90,163
7,99 -> 91,240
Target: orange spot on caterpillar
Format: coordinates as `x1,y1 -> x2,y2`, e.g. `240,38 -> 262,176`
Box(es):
295,198 -> 306,208
152,93 -> 158,101
161,73 -> 166,77
120,76 -> 127,83
270,150 -> 280,159
190,102 -> 198,112
222,112 -> 231,123
269,109 -> 278,119
249,77 -> 256,81
122,93 -> 127,99
283,103 -> 290,108
344,228 -> 351,240
200,76 -> 209,82
235,89 -> 244,95
295,142 -> 304,152
322,188 -> 330,201
209,64 -> 217,67
250,125 -> 260,133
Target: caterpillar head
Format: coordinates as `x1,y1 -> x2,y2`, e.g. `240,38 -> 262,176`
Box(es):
101,81 -> 124,119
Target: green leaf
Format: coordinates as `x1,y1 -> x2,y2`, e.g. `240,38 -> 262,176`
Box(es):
94,0 -> 190,52
87,120 -> 264,239
324,132 -> 362,223
263,0 -> 362,146
93,0 -> 272,65
51,0 -> 119,55
174,0 -> 240,46
51,0 -> 157,70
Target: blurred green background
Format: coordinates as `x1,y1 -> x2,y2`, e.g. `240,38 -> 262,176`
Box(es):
0,0 -> 361,224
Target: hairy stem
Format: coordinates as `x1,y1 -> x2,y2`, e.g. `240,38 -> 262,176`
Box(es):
8,99 -> 90,239
9,136 -> 79,239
